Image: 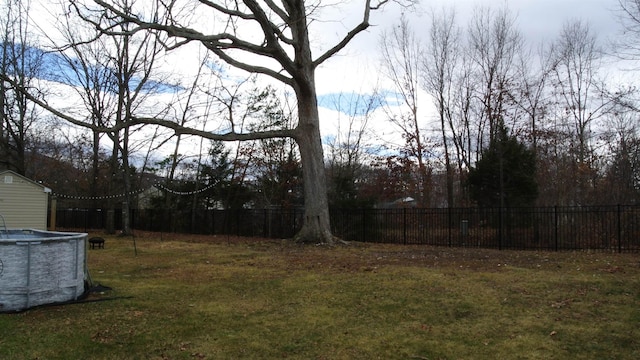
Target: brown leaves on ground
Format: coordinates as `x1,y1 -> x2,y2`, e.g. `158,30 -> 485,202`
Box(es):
128,230 -> 638,274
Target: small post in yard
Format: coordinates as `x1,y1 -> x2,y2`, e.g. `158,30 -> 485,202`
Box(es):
461,219 -> 469,237
49,196 -> 57,231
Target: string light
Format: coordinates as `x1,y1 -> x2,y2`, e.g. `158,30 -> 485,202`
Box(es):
154,181 -> 218,196
52,180 -> 219,200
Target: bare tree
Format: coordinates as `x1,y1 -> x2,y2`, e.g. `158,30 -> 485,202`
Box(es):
616,0 -> 640,62
549,20 -> 613,204
602,105 -> 640,204
467,5 -> 523,146
423,6 -> 460,207
61,0 -> 409,243
0,0 -> 45,175
325,91 -> 379,207
501,41 -> 565,208
450,52 -> 475,180
510,42 -> 555,156
379,14 -> 432,206
52,11 -> 118,208
49,0 -> 170,234
551,20 -> 604,166
161,52 -> 220,195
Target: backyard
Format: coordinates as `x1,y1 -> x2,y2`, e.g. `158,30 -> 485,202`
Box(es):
1,232 -> 638,359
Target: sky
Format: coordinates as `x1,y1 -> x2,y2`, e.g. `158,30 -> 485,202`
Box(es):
23,0 -> 630,160
309,0 -> 626,150
314,0 -> 623,97
27,0 -> 626,98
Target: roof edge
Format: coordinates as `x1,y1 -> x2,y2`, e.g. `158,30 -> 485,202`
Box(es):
0,170 -> 51,192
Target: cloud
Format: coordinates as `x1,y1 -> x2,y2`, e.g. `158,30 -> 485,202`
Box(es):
0,43 -> 183,95
317,91 -> 386,116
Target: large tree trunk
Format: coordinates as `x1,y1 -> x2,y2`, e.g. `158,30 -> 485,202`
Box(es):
292,78 -> 334,244
294,123 -> 333,244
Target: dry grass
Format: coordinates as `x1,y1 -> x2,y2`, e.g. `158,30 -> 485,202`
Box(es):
1,231 -> 639,359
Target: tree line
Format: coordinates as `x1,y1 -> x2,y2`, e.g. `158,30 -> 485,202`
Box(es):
377,5 -> 640,210
1,0 -> 640,243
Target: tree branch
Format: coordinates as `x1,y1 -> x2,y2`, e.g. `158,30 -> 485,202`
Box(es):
261,0 -> 295,45
0,71 -> 115,132
198,0 -> 255,20
130,116 -> 296,141
1,71 -> 295,142
204,45 -> 293,85
313,0 -> 389,67
90,0 -> 296,84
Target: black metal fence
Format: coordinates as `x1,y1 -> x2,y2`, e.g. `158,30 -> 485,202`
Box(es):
53,208 -> 303,239
53,205 -> 640,252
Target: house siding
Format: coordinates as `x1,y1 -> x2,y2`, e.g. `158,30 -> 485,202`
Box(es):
0,171 -> 50,230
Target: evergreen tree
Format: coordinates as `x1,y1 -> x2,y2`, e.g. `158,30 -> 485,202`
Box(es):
199,141 -> 252,210
468,124 -> 538,208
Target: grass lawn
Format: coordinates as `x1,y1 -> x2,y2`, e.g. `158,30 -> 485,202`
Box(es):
1,232 -> 639,359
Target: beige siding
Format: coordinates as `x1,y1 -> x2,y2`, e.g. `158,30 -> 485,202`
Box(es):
0,172 -> 49,230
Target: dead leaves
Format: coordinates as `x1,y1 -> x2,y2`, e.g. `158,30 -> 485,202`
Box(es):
177,342 -> 206,359
551,298 -> 574,309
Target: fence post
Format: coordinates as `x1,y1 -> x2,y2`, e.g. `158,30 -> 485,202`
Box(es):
554,206 -> 559,252
498,207 -> 503,250
403,208 -> 407,245
362,208 -> 366,242
264,208 -> 268,238
617,204 -> 622,253
236,209 -> 240,237
448,207 -> 452,247
293,208 -> 296,236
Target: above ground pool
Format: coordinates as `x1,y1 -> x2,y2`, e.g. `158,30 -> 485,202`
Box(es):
0,229 -> 88,312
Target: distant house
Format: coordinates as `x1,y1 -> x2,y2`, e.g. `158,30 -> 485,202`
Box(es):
377,196 -> 417,209
136,184 -> 162,209
392,196 -> 417,208
0,170 -> 51,230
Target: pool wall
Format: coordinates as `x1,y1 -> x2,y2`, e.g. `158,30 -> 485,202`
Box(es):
0,229 -> 88,312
